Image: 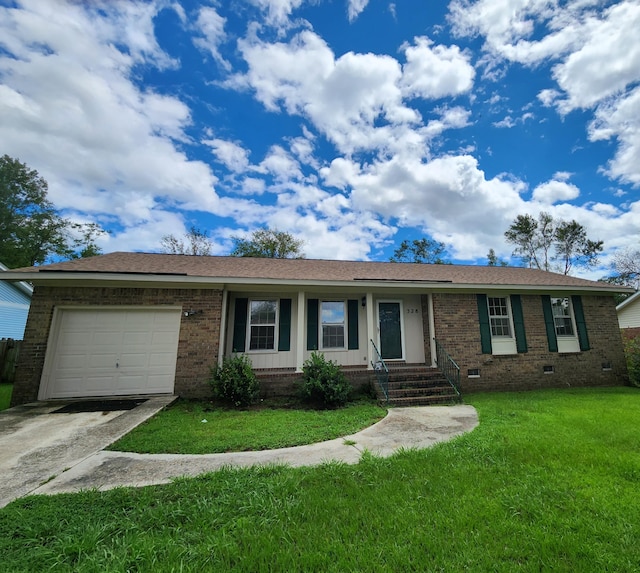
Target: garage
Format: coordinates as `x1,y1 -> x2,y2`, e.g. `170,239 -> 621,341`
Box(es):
41,308 -> 181,399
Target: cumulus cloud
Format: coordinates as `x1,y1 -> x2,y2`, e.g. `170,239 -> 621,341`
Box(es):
400,36 -> 475,99
532,179 -> 581,204
449,0 -> 640,187
0,0 -> 220,233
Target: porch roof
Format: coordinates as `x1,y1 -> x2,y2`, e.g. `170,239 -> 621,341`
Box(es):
1,252 -> 632,295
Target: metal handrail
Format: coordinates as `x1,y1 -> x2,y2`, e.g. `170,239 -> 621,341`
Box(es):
370,339 -> 389,403
434,338 -> 461,396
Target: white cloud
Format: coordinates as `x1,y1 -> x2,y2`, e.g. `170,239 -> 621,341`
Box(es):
193,6 -> 231,71
532,179 -> 581,204
449,0 -> 640,187
588,85 -> 640,186
322,152 -> 530,259
400,36 -> 475,99
205,139 -> 251,173
348,0 -> 370,22
0,1 -> 220,228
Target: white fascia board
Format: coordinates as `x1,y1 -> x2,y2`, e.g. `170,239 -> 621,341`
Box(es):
617,290 -> 640,311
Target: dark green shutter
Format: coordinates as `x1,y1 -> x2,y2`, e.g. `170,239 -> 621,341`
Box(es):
278,298 -> 292,351
476,295 -> 492,354
511,295 -> 528,353
541,295 -> 558,352
347,299 -> 359,350
232,298 -> 248,352
307,298 -> 319,350
572,295 -> 590,351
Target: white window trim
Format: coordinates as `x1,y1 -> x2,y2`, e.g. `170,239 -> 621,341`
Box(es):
246,299 -> 279,353
487,295 -> 517,356
320,299 -> 347,351
551,297 -> 580,353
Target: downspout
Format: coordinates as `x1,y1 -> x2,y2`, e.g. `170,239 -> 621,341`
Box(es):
218,287 -> 228,364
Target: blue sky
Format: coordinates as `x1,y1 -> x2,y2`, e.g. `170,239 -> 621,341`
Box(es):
1,0 -> 639,278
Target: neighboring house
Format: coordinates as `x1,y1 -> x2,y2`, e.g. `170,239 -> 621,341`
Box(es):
617,291 -> 640,340
0,262 -> 33,341
0,252 -> 633,407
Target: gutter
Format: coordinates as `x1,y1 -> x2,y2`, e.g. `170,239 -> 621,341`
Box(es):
0,271 -> 632,296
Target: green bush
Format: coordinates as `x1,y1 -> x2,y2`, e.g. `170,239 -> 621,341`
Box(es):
300,351 -> 352,408
624,337 -> 640,387
209,355 -> 259,407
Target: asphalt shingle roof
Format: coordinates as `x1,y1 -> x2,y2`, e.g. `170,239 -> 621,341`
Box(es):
7,252 -> 626,292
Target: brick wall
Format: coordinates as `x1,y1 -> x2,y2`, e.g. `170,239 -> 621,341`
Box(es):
11,286 -> 223,406
432,293 -> 628,393
621,327 -> 640,342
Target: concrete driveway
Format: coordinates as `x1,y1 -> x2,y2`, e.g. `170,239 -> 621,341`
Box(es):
0,399 -> 478,508
0,396 -> 175,508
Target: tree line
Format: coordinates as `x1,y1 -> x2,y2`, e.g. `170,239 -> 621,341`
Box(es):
1,154 -> 637,289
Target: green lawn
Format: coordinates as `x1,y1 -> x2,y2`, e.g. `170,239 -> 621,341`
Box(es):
108,398 -> 387,453
1,387 -> 639,572
0,384 -> 12,411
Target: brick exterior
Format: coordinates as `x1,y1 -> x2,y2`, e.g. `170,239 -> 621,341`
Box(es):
432,293 -> 628,392
11,286 -> 222,406
621,327 -> 640,342
11,285 -> 629,406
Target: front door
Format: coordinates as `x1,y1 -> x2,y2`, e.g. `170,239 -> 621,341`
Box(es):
379,302 -> 402,360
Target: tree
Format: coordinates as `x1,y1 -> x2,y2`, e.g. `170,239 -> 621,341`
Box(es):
611,247 -> 640,289
504,212 -> 603,274
230,228 -> 305,259
486,248 -> 508,267
389,238 -> 450,264
160,226 -> 213,256
0,155 -> 104,267
63,222 -> 107,260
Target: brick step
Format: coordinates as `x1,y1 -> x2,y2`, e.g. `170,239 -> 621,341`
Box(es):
387,394 -> 461,407
388,385 -> 454,398
387,377 -> 449,389
387,372 -> 447,384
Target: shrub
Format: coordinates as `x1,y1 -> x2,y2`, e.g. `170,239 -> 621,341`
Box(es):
300,351 -> 352,408
209,355 -> 259,407
624,336 -> 640,387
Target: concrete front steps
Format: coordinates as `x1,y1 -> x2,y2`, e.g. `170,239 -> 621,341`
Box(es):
374,364 -> 461,407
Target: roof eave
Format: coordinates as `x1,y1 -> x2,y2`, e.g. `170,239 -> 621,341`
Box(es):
0,271 -> 631,295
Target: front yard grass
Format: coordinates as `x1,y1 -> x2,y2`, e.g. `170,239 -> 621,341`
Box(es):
2,387 -> 639,572
0,384 -> 12,411
108,397 -> 387,454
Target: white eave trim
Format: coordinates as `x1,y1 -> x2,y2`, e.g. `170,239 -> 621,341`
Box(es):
617,290 -> 640,311
0,271 -> 632,296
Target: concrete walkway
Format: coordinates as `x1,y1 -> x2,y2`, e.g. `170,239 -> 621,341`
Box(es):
0,399 -> 478,507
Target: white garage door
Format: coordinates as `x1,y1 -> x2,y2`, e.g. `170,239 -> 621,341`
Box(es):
45,308 -> 181,399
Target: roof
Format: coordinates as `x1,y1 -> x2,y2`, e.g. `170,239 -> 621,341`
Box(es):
0,252 -> 632,294
617,290 -> 640,311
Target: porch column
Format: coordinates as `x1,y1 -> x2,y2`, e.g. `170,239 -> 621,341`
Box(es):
428,293 -> 437,367
296,290 -> 306,372
366,291 -> 374,369
218,287 -> 228,364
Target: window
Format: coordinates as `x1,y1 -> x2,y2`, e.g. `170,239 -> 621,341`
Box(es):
321,301 -> 345,349
488,297 -> 512,337
249,300 -> 277,350
551,297 -> 574,336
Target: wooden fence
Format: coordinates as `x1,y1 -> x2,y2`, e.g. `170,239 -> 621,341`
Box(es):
0,339 -> 22,384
